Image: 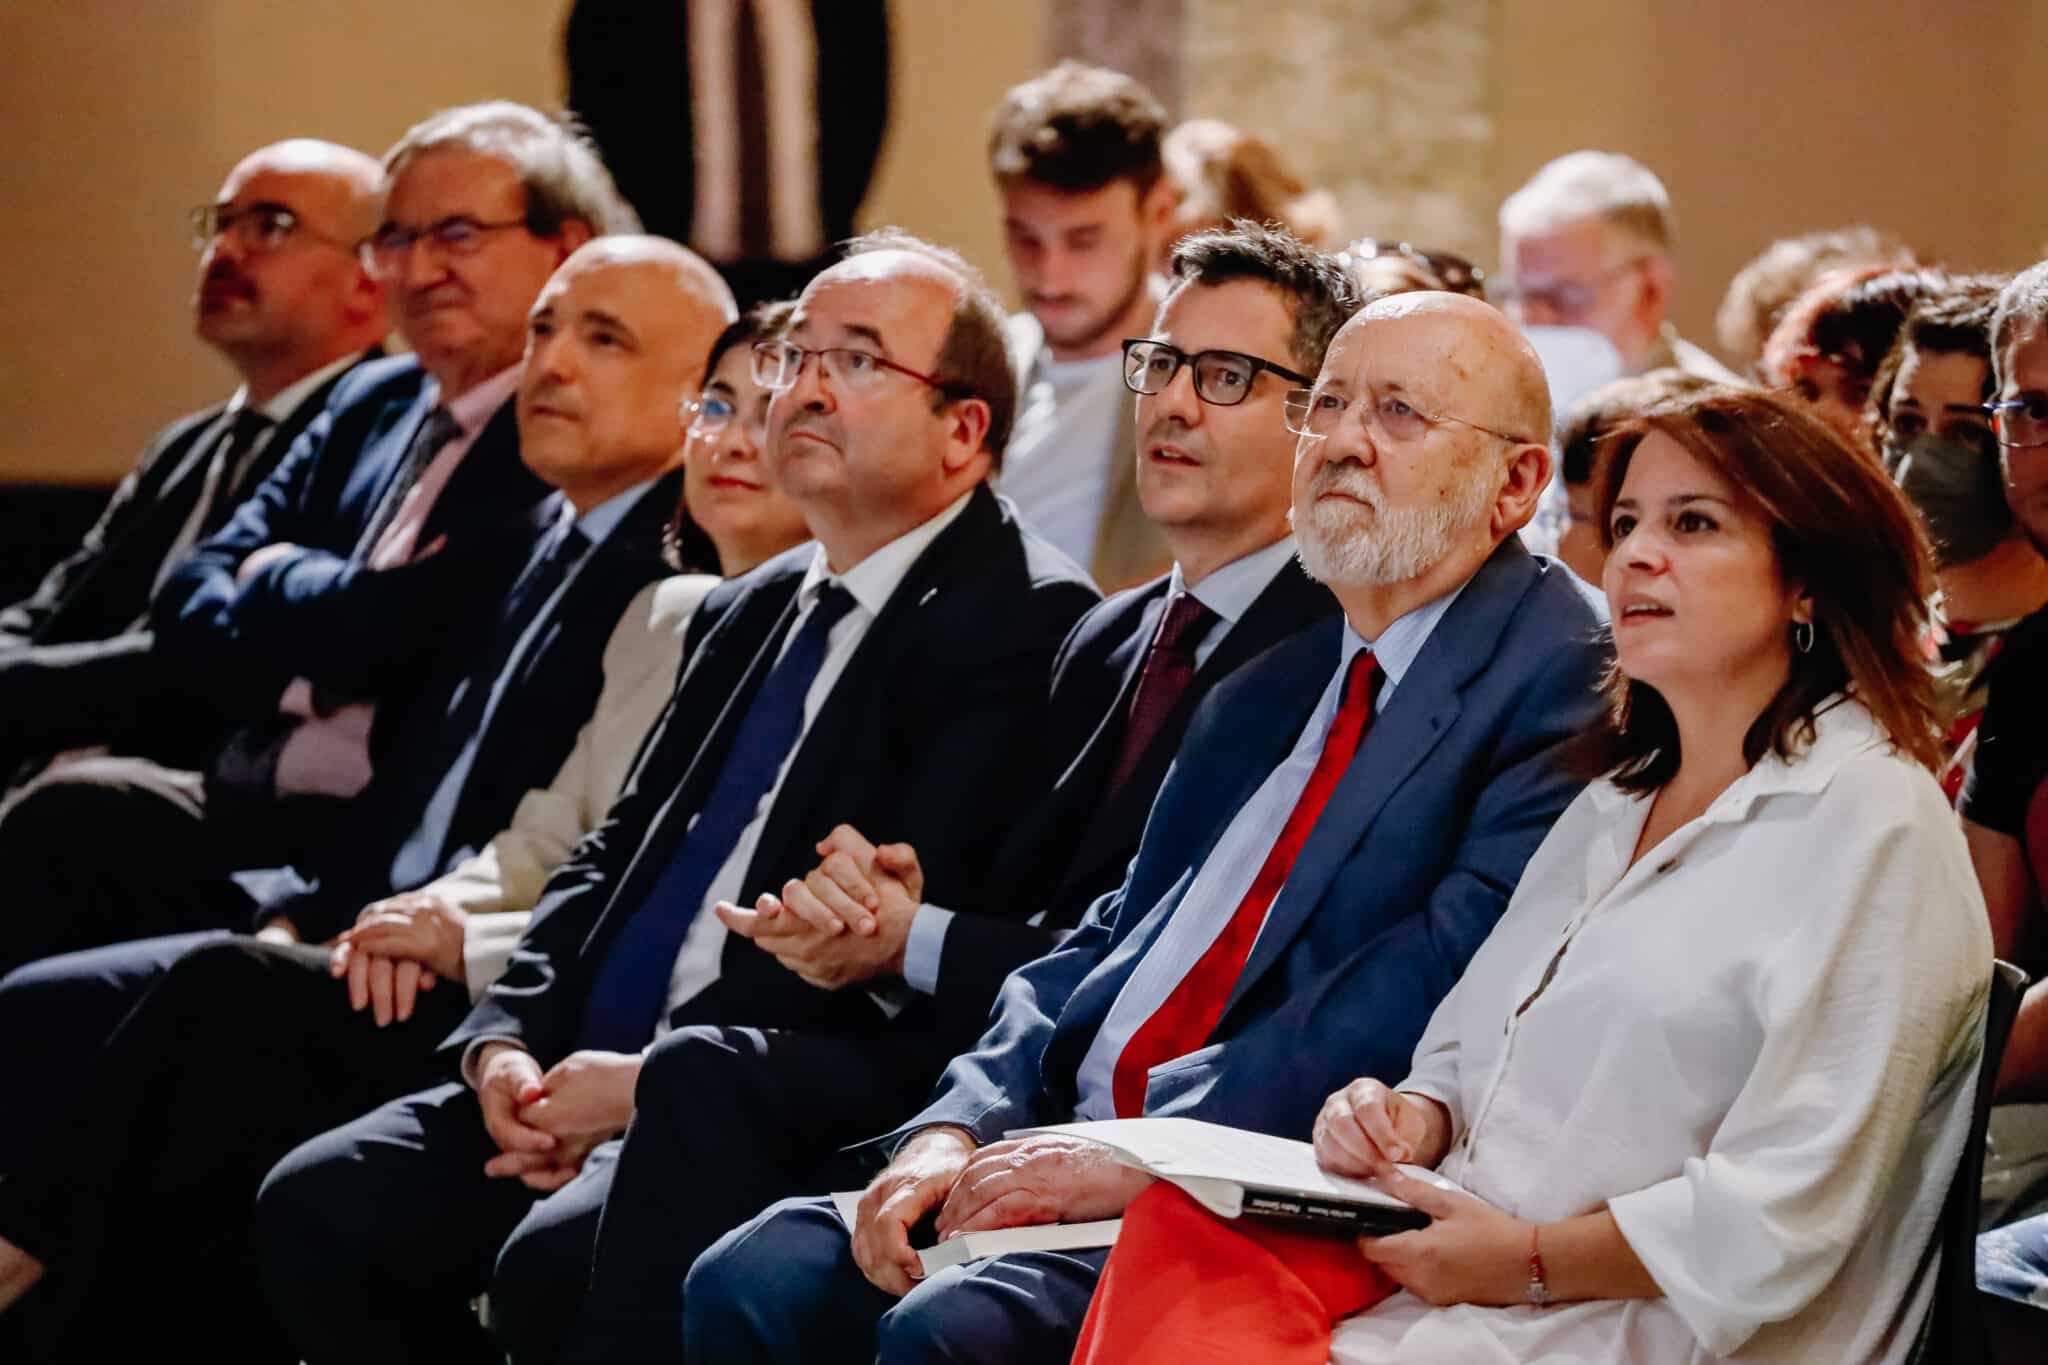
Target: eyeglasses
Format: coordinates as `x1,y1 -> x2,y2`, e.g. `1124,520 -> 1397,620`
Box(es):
1984,396 -> 2048,449
749,340 -> 955,395
1120,340 -> 1311,407
1283,386 -> 1535,447
682,391 -> 770,440
189,202 -> 351,255
1334,239 -> 1487,298
1491,259 -> 1646,320
359,215 -> 533,280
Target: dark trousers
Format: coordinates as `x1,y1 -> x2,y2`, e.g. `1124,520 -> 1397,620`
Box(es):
256,1079 -> 621,1365
683,1194 -> 1108,1363
565,1025 -> 956,1361
0,934 -> 467,1363
0,753 -> 338,976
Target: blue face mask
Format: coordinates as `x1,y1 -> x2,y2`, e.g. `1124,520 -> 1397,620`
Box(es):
1885,430 -> 2012,568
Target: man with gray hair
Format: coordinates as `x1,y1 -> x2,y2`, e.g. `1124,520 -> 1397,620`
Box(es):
1496,149 -> 1737,383
0,101 -> 635,972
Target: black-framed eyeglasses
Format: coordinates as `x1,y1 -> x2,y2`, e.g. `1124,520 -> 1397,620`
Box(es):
1283,386 -> 1535,447
1120,339 -> 1311,407
1983,397 -> 2048,449
749,339 -> 957,395
189,202 -> 352,255
1334,239 -> 1487,298
359,215 -> 534,280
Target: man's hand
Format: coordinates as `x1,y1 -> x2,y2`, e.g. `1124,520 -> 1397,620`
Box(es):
1355,1170 -> 1532,1307
474,1043 -> 557,1180
488,1050 -> 641,1192
714,827 -> 926,990
237,542 -> 300,585
851,1126 -> 976,1297
1313,1079 -> 1448,1179
933,1133 -> 1153,1241
329,890 -> 468,1026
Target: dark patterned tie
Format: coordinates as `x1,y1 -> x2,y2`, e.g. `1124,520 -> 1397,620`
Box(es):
1100,592 -> 1220,804
575,583 -> 858,1051
354,405 -> 460,561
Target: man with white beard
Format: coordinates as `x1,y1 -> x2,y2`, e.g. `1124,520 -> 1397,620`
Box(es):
684,290 -> 1613,1365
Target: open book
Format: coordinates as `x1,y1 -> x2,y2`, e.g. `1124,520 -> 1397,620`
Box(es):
1019,1116 -> 1465,1234
830,1116 -> 1462,1273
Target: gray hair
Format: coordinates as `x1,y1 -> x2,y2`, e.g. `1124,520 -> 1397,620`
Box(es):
1992,260 -> 2048,377
1500,150 -> 1673,254
383,101 -> 640,237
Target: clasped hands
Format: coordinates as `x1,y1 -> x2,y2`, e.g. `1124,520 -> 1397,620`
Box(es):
472,1041 -> 639,1191
327,889 -> 469,1026
714,823 -> 923,990
849,1127 -> 1155,1297
1314,1077 -> 1533,1307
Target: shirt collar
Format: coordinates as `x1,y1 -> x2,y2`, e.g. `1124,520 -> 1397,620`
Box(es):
437,365 -> 523,438
1340,580 -> 1468,691
572,477 -> 657,544
250,351 -> 364,424
1172,536 -> 1298,626
1584,694 -> 1890,817
797,488 -> 977,619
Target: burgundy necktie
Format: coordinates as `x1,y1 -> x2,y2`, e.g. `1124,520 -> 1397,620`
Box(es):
1101,592 -> 1220,803
1112,650 -> 1381,1117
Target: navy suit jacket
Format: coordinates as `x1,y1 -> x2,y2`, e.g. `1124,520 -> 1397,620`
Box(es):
263,474 -> 681,941
443,486 -> 1100,1070
152,356 -> 555,722
927,558 -> 1338,1040
886,536 -> 1610,1149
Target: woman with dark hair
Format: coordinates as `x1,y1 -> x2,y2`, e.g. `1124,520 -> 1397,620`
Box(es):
1867,282 -> 2048,799
1072,388 -> 1992,1364
1761,267 -> 1945,451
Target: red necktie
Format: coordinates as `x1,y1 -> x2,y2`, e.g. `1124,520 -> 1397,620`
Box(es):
1112,649 -> 1381,1117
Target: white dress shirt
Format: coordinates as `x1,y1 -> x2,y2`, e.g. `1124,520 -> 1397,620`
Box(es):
1330,699 -> 1991,1365
652,490 -> 977,1031
1069,585 -> 1463,1119
898,535 -> 1303,993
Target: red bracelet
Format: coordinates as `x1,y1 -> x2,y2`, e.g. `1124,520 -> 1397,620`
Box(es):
1526,1224 -> 1551,1306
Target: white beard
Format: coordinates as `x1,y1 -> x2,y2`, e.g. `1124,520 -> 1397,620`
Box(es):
1295,460 -> 1496,586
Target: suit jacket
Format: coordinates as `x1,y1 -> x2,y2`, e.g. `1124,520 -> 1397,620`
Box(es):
268,475 -> 683,942
153,356 -> 555,729
885,537 -> 1611,1150
926,556 -> 1339,1040
444,485 -> 1099,1069
0,349 -> 374,651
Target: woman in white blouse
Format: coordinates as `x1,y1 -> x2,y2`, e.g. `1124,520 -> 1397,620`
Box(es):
329,299 -> 811,1015
1076,387 -> 1994,1364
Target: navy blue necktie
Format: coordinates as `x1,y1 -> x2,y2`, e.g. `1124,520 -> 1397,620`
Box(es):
576,582 -> 858,1051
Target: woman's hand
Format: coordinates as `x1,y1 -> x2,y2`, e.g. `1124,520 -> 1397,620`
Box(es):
1356,1169 -> 1533,1307
1313,1079 -> 1448,1178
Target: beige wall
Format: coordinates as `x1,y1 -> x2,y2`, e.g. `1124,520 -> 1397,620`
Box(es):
5,1 -> 2045,484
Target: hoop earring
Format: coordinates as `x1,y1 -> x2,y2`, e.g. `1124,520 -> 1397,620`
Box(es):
1792,620 -> 1814,655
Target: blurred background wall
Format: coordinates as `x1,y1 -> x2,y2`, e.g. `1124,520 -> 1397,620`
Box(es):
3,0 -> 2043,495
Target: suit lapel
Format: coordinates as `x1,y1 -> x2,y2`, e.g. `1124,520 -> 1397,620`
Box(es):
1054,584 -> 1168,792
1216,540 -> 1544,1024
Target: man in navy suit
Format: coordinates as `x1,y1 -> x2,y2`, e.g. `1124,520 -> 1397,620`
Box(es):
562,223 -> 1348,1358
0,102 -> 641,973
0,236 -> 737,1363
252,231 -> 1100,1365
0,138 -> 390,780
682,290 -> 1612,1363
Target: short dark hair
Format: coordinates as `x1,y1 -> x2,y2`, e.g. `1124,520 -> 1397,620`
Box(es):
664,298 -> 799,573
842,228 -> 1019,467
1808,268 -> 1945,374
988,61 -> 1166,195
1584,387 -> 1941,793
1867,278 -> 2005,435
1992,259 -> 2048,369
1556,369 -> 1716,487
1163,221 -> 1361,375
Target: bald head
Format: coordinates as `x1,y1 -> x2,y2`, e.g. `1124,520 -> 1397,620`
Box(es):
518,235 -> 736,511
1348,291 -> 1553,441
194,138 -> 388,400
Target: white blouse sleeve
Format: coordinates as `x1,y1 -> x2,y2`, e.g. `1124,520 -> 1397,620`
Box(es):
1605,766 -> 1991,1355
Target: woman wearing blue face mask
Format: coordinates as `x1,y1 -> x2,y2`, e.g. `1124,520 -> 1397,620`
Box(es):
1869,280 -> 2048,802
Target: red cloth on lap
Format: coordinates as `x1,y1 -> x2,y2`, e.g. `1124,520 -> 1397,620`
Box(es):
1072,1182 -> 1396,1364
